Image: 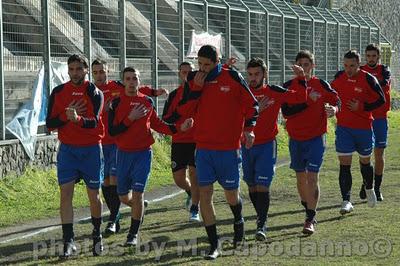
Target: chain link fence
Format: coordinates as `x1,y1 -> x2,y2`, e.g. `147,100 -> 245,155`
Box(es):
0,0 -> 389,140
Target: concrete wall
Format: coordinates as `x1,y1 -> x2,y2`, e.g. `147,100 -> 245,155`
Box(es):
0,135 -> 58,178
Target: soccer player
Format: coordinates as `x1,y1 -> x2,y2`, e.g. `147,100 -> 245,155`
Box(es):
239,57 -> 307,240
91,59 -> 167,235
176,45 -> 259,259
162,61 -> 200,222
331,50 -> 385,214
359,44 -> 391,201
46,54 -> 104,258
108,67 -> 192,247
281,50 -> 340,234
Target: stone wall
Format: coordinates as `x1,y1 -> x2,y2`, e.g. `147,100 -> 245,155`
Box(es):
0,135 -> 59,178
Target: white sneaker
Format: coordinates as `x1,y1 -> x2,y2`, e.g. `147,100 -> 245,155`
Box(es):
340,200 -> 354,215
189,210 -> 201,222
365,189 -> 377,208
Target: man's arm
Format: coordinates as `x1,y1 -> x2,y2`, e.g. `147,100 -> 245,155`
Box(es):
46,85 -> 68,131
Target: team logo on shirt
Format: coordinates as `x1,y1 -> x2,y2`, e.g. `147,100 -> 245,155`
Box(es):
220,86 -> 231,92
354,87 -> 363,93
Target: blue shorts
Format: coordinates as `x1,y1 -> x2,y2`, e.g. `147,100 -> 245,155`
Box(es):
335,126 -> 374,157
116,149 -> 152,195
373,118 -> 388,148
242,140 -> 277,187
195,149 -> 242,190
289,135 -> 326,173
102,144 -> 117,178
57,143 -> 104,189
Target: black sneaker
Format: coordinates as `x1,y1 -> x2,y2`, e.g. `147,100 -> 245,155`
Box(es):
92,233 -> 104,256
60,240 -> 77,259
359,184 -> 366,200
204,245 -> 220,260
233,219 -> 245,249
255,226 -> 267,241
375,189 -> 384,201
125,233 -> 138,247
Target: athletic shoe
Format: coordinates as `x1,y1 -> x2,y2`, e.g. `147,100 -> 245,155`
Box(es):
185,195 -> 192,211
189,210 -> 201,222
365,189 -> 377,207
92,233 -> 103,256
302,220 -> 316,235
125,233 -> 138,247
204,245 -> 220,260
104,220 -> 120,236
255,226 -> 267,241
375,189 -> 384,201
60,240 -> 77,259
359,184 -> 366,200
340,201 -> 354,215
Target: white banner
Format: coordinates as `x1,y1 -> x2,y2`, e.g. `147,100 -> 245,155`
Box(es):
6,62 -> 69,160
186,31 -> 223,58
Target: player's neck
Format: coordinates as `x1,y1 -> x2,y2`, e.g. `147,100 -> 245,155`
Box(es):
125,88 -> 138,97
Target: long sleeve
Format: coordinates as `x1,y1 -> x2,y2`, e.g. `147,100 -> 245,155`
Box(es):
150,107 -> 177,135
364,74 -> 385,112
46,85 -> 68,131
226,70 -> 258,131
79,84 -> 104,128
108,98 -> 130,136
379,65 -> 391,87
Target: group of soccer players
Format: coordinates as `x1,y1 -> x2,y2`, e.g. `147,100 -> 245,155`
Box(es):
46,42 -> 390,260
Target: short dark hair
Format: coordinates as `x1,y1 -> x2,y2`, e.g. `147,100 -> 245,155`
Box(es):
67,54 -> 89,68
179,61 -> 194,70
295,50 -> 315,64
91,58 -> 107,68
197,45 -> 218,63
344,50 -> 361,63
122,67 -> 139,78
365,43 -> 380,55
247,57 -> 267,73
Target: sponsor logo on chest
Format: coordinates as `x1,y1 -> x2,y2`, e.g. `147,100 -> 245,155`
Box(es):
220,86 -> 231,92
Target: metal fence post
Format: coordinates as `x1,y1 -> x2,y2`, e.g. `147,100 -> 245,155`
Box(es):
84,0 -> 92,75
223,0 -> 231,59
119,0 -> 126,77
326,9 -> 341,71
0,2 -> 5,140
203,0 -> 208,32
179,0 -> 185,64
151,0 -> 159,111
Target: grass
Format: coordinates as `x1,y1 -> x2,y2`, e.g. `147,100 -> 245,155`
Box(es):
1,112 -> 399,265
0,136 -> 174,228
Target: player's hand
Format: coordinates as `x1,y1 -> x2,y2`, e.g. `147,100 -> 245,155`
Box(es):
346,98 -> 360,111
104,98 -> 112,112
68,99 -> 87,115
325,104 -> 337,118
309,89 -> 321,102
243,131 -> 255,149
180,118 -> 194,132
291,65 -> 305,77
226,57 -> 237,67
128,104 -> 148,121
154,88 -> 169,96
258,96 -> 275,112
65,107 -> 79,123
194,71 -> 207,88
